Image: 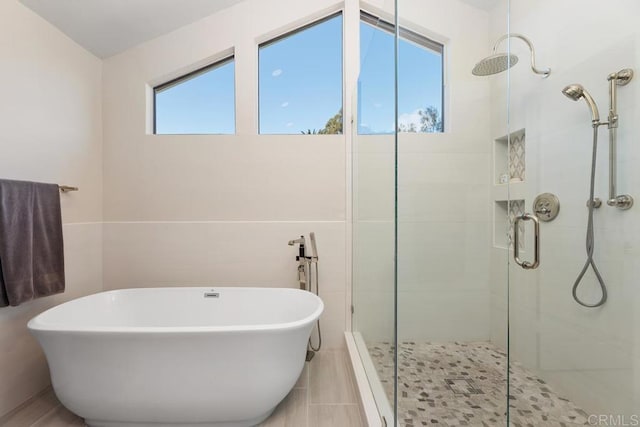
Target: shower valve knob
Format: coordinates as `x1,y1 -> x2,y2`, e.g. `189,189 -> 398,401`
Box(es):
533,193 -> 560,221
535,206 -> 550,216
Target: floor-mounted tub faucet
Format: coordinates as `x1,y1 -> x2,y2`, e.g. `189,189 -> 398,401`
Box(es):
288,233 -> 321,361
288,236 -> 307,289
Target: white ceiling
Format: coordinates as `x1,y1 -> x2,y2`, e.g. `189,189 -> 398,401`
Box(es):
20,0 -> 246,58
21,0 -> 501,59
459,0 -> 500,11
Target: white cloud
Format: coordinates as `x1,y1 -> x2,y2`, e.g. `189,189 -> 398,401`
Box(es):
281,101 -> 289,107
397,109 -> 422,131
272,69 -> 283,77
286,122 -> 294,127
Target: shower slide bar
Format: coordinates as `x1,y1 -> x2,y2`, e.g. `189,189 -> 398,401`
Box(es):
606,68 -> 633,210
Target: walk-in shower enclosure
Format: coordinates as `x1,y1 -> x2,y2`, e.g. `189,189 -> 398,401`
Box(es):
352,0 -> 640,425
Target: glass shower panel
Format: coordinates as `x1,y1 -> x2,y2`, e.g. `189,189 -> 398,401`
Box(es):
506,0 -> 640,423
351,4 -> 397,424
395,0 -> 510,425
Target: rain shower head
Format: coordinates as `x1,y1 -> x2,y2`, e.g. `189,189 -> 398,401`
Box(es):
472,33 -> 550,78
562,84 -> 600,124
472,53 -> 519,76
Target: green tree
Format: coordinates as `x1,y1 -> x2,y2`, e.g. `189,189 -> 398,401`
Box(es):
397,106 -> 443,133
398,122 -> 417,133
321,108 -> 343,134
419,106 -> 443,133
300,108 -> 343,135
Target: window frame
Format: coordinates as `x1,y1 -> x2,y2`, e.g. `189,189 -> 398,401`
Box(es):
257,11 -> 344,135
359,11 -> 445,134
153,55 -> 236,135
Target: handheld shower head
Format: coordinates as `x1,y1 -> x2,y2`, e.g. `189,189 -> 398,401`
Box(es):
309,232 -> 318,260
561,84 -> 585,101
562,84 -> 600,124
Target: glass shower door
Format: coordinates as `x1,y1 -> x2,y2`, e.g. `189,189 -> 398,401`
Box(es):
394,0 -> 511,425
506,0 -> 640,424
355,0 -> 640,425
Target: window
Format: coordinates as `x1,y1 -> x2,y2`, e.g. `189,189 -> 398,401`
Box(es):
154,56 -> 235,134
359,12 -> 444,134
259,13 -> 343,135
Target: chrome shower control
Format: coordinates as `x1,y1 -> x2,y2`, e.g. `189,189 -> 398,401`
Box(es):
607,194 -> 633,210
533,193 -> 560,221
611,68 -> 633,86
586,198 -> 602,209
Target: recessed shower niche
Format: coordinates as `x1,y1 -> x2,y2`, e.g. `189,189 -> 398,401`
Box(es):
494,129 -> 525,185
492,128 -> 526,250
494,200 -> 525,250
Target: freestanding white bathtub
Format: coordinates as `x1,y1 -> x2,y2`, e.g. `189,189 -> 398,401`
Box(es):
28,287 -> 323,427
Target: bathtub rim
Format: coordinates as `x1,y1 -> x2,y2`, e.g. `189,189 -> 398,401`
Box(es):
27,286 -> 324,334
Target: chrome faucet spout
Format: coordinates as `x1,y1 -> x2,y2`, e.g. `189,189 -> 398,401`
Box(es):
288,236 -> 306,259
288,237 -> 305,246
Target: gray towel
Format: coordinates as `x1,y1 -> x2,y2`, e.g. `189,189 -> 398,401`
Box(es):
0,179 -> 65,307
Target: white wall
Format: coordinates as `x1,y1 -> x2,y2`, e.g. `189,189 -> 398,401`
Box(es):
353,0 -> 493,343
489,0 -> 640,416
102,0 -> 351,350
0,0 -> 103,417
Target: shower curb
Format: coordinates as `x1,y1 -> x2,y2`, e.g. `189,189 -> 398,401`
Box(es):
345,332 -> 385,427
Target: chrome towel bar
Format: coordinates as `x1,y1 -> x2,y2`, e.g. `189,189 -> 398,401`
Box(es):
58,185 -> 79,193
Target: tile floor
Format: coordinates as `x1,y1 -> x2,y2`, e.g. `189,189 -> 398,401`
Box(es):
0,350 -> 364,427
368,341 -> 590,427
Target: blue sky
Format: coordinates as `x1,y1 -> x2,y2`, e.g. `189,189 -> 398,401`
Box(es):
259,14 -> 343,134
155,13 -> 443,135
155,60 -> 235,134
359,21 -> 443,134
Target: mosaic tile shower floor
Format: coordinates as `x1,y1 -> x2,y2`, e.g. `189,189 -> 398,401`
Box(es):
367,341 -> 589,427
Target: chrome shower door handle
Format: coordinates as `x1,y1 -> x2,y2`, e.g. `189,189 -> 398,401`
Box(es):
513,213 -> 540,270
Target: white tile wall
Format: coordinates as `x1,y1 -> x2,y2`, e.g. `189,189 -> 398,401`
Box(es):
103,222 -> 345,290
102,221 -> 348,349
397,290 -> 490,341
0,225 -> 103,416
101,135 -> 346,222
102,0 -> 351,350
352,0 -> 494,344
397,221 -> 490,293
0,0 -> 103,417
352,221 -> 394,343
488,0 -> 640,416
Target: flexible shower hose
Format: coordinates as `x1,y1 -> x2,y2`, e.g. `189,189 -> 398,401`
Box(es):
572,126 -> 607,308
308,261 -> 322,351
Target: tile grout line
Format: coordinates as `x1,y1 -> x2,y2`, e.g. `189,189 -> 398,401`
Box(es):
0,387 -> 55,426
29,403 -> 61,427
306,361 -> 310,427
308,403 -> 361,407
101,220 -> 346,225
